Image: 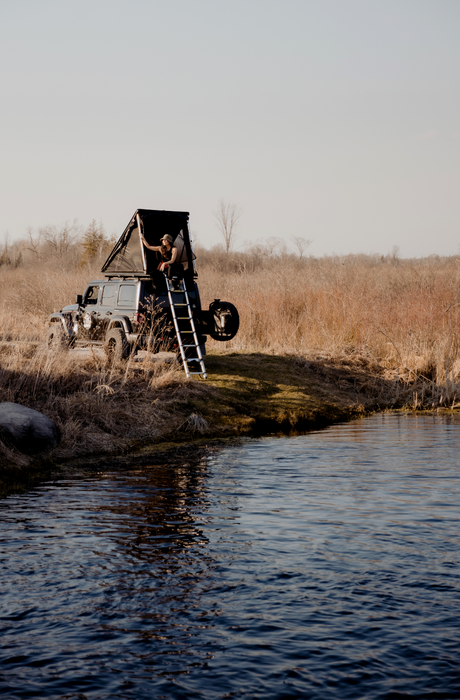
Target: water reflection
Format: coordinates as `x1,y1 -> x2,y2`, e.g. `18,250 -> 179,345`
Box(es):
83,461 -> 224,663
1,414 -> 460,699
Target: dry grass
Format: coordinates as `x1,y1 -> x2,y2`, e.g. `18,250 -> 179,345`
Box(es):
0,252 -> 202,464
0,338 -> 213,469
0,264 -> 92,340
197,247 -> 460,409
1,245 -> 460,470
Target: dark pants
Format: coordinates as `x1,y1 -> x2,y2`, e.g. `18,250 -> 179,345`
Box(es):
166,263 -> 183,279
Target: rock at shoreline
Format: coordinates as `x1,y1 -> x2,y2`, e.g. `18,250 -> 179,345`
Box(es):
0,403 -> 60,456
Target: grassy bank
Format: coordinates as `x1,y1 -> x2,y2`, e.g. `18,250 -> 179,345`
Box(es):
2,238 -> 460,491
0,342 -> 448,495
0,348 -> 371,465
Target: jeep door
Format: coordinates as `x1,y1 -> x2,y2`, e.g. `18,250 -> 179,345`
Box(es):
115,283 -> 138,330
99,283 -> 118,336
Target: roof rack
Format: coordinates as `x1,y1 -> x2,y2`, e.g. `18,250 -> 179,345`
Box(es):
103,273 -> 152,280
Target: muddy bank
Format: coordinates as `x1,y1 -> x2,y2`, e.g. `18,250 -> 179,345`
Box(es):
200,352 -> 388,431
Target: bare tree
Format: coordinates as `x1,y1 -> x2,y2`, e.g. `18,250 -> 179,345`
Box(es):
213,199 -> 242,254
291,235 -> 312,259
25,227 -> 42,259
40,221 -> 79,261
264,237 -> 283,258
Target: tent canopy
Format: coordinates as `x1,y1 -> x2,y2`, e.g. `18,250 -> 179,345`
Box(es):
101,209 -> 194,276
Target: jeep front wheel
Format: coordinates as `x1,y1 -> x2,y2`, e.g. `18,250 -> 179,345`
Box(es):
46,325 -> 69,351
104,328 -> 130,362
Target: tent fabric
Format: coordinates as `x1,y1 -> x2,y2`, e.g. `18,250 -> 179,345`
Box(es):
101,209 -> 193,276
173,231 -> 196,267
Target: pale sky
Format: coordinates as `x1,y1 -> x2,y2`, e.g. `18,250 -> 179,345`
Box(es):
1,0 -> 459,257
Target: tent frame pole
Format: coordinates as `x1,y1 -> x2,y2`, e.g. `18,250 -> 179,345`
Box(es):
136,213 -> 147,272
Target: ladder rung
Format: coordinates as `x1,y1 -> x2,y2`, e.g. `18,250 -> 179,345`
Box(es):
164,269 -> 206,380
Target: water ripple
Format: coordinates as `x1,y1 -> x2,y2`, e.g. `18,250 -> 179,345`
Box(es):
1,413 -> 460,698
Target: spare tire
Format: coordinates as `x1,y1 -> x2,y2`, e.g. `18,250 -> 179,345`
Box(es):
208,301 -> 239,341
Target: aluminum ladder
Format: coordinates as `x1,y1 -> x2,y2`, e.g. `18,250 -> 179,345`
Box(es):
165,277 -> 207,379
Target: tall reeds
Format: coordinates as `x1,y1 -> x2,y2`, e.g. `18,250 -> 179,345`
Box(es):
1,242 -> 460,418
197,246 -> 460,405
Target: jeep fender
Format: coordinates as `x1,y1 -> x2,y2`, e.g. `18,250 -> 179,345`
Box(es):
107,316 -> 132,336
48,313 -> 74,338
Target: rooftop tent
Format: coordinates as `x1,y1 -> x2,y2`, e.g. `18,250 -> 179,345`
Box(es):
101,209 -> 194,276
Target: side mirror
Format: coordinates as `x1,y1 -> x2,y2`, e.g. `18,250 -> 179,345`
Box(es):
75,294 -> 83,306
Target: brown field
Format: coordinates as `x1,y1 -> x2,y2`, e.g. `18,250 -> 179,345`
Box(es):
197,245 -> 460,386
1,230 -> 460,469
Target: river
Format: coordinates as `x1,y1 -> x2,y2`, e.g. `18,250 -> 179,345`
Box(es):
1,413 -> 459,699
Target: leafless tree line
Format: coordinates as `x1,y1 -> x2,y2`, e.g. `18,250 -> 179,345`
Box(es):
213,198 -> 313,258
25,221 -> 80,261
1,220 -> 114,269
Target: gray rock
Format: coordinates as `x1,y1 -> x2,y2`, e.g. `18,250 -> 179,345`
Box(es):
0,403 -> 60,455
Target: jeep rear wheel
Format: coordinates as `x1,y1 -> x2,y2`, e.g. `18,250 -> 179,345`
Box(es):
104,328 -> 130,362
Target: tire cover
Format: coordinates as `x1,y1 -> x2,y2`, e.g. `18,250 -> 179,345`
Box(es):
208,301 -> 239,341
83,312 -> 93,330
